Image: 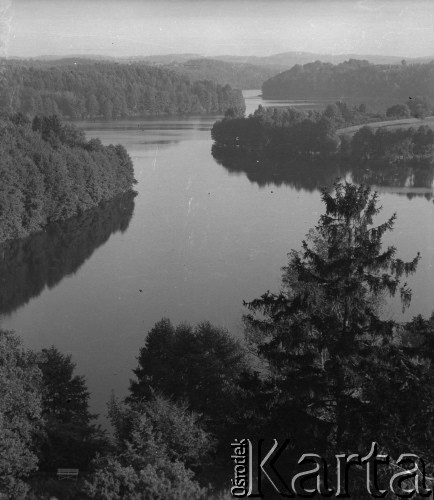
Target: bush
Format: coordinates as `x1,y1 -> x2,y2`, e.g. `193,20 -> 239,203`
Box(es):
386,103 -> 411,119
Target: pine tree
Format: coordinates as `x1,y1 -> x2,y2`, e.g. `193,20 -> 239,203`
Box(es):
129,319 -> 256,440
244,181 -> 421,455
37,347 -> 108,471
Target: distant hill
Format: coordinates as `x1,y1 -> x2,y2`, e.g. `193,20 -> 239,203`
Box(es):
129,53 -> 202,64
0,60 -> 245,118
12,53 -> 203,65
212,52 -> 434,69
16,51 -> 434,69
165,58 -> 281,89
3,56 -> 117,67
262,59 -> 434,100
6,51 -> 434,93
3,55 -> 281,90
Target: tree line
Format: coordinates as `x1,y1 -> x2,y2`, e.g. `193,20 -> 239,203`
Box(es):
342,125 -> 434,162
0,319 -> 247,499
212,101 -> 434,163
0,60 -> 245,119
167,58 -> 279,89
3,182 -> 434,498
0,114 -> 136,243
262,58 -> 434,100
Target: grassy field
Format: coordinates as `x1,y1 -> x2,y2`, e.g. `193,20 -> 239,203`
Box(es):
337,116 -> 434,136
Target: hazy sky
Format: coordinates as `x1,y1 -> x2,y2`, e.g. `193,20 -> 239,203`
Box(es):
2,0 -> 434,58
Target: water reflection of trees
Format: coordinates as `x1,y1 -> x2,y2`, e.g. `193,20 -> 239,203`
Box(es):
212,146 -> 434,197
350,160 -> 434,191
0,191 -> 136,316
212,146 -> 347,192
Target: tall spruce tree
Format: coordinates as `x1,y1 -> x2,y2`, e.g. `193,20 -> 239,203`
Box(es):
37,347 -> 108,472
244,181 -> 422,457
129,319 -> 260,442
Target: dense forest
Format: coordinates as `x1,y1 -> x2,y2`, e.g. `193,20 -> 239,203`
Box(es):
0,60 -> 245,118
165,58 -> 280,89
4,182 -> 434,499
212,100 -> 434,163
262,59 -> 434,100
0,114 -> 136,243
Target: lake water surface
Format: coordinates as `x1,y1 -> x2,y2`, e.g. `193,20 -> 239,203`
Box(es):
2,92 -> 434,420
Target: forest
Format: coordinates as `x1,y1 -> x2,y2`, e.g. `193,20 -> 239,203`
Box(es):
3,182 -> 434,499
212,100 -> 434,163
3,52 -> 434,499
0,114 -> 136,243
0,60 -> 245,119
163,58 -> 279,89
262,59 -> 434,100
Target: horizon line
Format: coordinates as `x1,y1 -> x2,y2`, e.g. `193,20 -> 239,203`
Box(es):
4,51 -> 434,61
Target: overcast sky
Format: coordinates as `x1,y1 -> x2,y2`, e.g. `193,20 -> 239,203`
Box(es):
2,0 -> 434,58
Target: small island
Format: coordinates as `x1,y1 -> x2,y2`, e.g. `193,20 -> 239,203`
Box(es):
211,98 -> 434,164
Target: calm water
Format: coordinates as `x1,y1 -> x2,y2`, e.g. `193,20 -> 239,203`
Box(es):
1,92 -> 434,420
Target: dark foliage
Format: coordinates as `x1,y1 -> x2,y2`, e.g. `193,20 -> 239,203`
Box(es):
129,319 -> 263,441
211,101 -> 384,158
407,96 -> 434,119
211,105 -> 341,157
347,125 -> 434,162
83,396 -> 211,499
243,182 -> 432,472
0,330 -> 43,499
168,58 -> 280,89
0,114 -> 136,243
211,103 -> 434,167
4,179 -> 434,497
36,347 -> 109,472
0,60 -> 245,118
386,103 -> 411,119
262,58 -> 434,101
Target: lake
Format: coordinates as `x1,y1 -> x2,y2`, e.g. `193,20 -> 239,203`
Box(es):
1,91 -> 434,421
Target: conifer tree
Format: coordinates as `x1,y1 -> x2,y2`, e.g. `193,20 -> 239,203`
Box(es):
37,347 -> 108,471
244,181 -> 421,455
